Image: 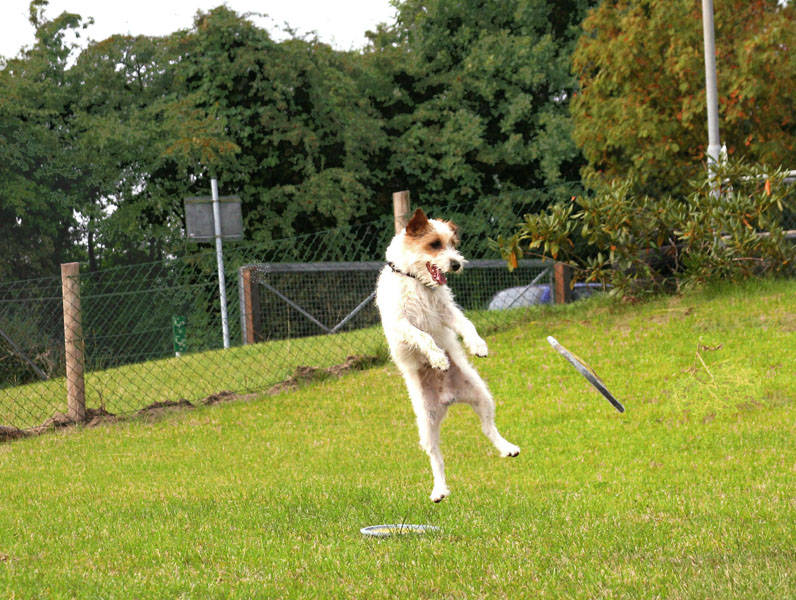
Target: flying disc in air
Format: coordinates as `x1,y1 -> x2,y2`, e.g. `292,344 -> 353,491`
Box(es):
546,336 -> 625,413
360,524 -> 441,538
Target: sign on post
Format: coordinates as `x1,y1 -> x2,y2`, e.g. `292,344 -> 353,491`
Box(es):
184,183 -> 243,350
184,195 -> 243,241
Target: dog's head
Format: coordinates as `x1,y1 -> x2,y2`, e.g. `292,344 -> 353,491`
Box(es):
386,208 -> 465,287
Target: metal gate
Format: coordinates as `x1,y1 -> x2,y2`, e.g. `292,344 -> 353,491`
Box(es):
237,260 -> 553,345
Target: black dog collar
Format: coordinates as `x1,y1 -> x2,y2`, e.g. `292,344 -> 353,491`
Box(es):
387,261 -> 417,280
387,262 -> 435,288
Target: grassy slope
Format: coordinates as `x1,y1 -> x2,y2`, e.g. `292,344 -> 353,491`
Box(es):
0,279 -> 794,599
0,325 -> 388,428
1,298 -> 537,429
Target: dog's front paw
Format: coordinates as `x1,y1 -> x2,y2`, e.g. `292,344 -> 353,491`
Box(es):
427,347 -> 450,371
467,337 -> 488,358
499,442 -> 521,458
430,486 -> 450,503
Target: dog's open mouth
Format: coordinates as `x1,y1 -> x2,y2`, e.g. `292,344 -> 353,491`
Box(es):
426,262 -> 447,286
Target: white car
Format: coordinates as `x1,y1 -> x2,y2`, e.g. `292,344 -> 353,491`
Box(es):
488,283 -> 606,310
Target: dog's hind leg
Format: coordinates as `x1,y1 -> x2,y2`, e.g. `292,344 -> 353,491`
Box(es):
419,407 -> 450,502
404,368 -> 451,502
447,354 -> 520,458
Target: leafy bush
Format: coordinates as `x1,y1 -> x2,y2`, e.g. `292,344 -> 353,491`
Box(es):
497,160 -> 795,299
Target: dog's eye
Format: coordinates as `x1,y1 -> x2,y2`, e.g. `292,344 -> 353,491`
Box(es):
429,240 -> 443,250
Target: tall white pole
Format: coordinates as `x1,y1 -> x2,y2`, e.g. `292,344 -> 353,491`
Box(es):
701,0 -> 721,189
211,177 -> 230,349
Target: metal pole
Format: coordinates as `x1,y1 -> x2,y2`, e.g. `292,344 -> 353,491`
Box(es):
701,0 -> 721,189
211,177 -> 230,349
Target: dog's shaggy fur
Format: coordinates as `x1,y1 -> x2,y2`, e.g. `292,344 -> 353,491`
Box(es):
376,208 -> 520,502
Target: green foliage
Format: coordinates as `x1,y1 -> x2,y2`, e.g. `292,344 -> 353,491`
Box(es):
67,33 -> 237,269
1,2 -> 387,275
677,164 -> 796,285
572,0 -> 796,196
171,7 -> 387,242
0,291 -> 64,386
0,3 -> 87,278
3,0 -> 794,280
0,2 -> 240,275
500,159 -> 796,298
365,0 -> 593,208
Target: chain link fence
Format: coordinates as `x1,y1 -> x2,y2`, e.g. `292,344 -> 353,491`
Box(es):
2,188 -> 578,432
4,177 -> 794,433
0,275 -> 66,428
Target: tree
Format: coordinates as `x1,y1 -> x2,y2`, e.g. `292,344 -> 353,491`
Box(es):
68,33 -> 236,268
170,6 -> 387,243
1,1 -> 235,275
363,0 -> 595,208
571,0 -> 795,196
2,1 -> 608,277
0,0 -> 88,279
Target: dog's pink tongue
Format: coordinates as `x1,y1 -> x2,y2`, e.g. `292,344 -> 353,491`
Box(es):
426,262 -> 447,285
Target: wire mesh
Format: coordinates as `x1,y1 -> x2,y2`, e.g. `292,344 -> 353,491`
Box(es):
1,187 -> 580,431
0,274 -> 68,429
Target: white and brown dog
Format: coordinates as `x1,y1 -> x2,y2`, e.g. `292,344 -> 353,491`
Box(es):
375,208 -> 520,502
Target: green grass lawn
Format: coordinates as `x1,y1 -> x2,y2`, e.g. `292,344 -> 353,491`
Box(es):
1,279 -> 794,598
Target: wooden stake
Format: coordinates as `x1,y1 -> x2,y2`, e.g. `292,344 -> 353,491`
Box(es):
239,266 -> 262,344
392,191 -> 411,234
60,262 -> 86,422
554,262 -> 573,304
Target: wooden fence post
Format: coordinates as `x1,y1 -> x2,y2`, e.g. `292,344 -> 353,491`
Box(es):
60,262 -> 86,422
392,191 -> 411,234
239,266 -> 262,345
554,262 -> 573,304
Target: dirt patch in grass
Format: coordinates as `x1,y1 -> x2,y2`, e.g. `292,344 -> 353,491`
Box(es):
136,398 -> 195,416
35,407 -> 116,433
266,355 -> 379,395
202,390 -> 240,406
0,407 -> 121,441
0,425 -> 28,442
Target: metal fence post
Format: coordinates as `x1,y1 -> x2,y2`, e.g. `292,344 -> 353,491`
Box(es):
392,191 -> 411,234
60,262 -> 86,422
701,0 -> 721,195
211,178 -> 231,349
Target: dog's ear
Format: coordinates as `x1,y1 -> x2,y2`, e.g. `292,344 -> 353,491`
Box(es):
406,208 -> 430,237
446,221 -> 460,245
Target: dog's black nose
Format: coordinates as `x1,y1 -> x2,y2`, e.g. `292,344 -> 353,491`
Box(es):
450,260 -> 461,272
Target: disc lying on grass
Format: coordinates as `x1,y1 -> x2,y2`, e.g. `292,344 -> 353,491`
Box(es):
546,336 -> 625,413
360,524 -> 441,538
